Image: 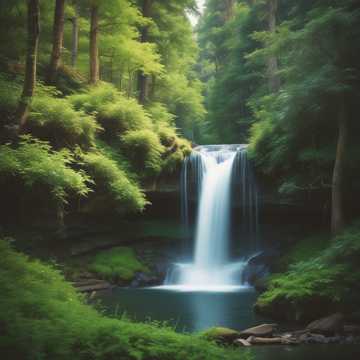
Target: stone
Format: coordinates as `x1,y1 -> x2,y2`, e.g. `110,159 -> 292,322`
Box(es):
306,333 -> 328,344
239,323 -> 278,338
235,338 -> 252,347
202,327 -> 241,345
247,336 -> 294,345
306,313 -> 344,335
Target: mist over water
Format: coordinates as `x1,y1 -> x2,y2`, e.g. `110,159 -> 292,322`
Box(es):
163,145 -> 260,292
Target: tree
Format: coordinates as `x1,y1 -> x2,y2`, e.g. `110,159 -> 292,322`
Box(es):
15,0 -> 40,131
266,0 -> 280,92
70,1 -> 79,67
137,0 -> 152,104
89,3 -> 99,84
331,97 -> 347,235
48,0 -> 66,83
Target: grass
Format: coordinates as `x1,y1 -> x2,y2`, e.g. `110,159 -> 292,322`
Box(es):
89,247 -> 149,282
0,239 -> 250,360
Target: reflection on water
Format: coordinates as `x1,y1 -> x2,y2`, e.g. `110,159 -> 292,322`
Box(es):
252,344 -> 360,360
97,287 -> 265,332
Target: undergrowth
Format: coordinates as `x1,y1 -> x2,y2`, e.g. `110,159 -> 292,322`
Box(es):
0,240 -> 249,360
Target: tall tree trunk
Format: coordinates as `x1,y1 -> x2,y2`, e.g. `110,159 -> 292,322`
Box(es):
89,5 -> 99,84
267,0 -> 280,92
15,0 -> 40,132
331,98 -> 348,236
224,0 -> 235,21
70,3 -> 79,67
48,0 -> 65,83
138,0 -> 152,104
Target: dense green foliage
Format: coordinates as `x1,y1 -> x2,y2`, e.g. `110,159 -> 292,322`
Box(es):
0,240 -> 248,360
81,150 -> 147,214
0,136 -> 91,206
256,224 -> 360,321
89,246 -> 149,282
198,0 -> 360,219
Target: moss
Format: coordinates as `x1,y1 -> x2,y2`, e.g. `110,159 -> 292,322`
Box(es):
0,240 -> 248,360
255,224 -> 360,321
89,246 -> 149,282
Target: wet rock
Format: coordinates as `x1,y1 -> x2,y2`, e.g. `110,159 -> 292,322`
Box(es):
202,327 -> 241,345
242,250 -> 279,289
247,336 -> 295,345
130,272 -> 160,287
239,323 -> 277,338
306,313 -> 344,335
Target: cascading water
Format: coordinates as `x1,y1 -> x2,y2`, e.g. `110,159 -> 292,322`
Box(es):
164,145 -> 260,291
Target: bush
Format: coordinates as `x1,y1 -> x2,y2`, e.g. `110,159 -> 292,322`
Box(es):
28,88 -> 101,149
255,224 -> 360,321
0,73 -> 21,117
0,136 -> 91,205
81,150 -> 147,213
69,83 -> 152,138
89,247 -> 149,282
0,240 -> 248,360
121,129 -> 165,177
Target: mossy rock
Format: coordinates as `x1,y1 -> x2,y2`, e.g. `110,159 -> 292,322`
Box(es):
201,327 -> 240,345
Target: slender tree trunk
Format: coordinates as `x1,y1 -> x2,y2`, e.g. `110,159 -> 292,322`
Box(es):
15,0 -> 40,132
224,0 -> 235,21
267,0 -> 280,92
70,3 -> 79,67
89,5 -> 100,84
138,0 -> 152,104
331,98 -> 348,236
48,0 -> 65,83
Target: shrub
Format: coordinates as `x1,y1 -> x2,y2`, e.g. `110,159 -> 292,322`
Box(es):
255,224 -> 360,321
0,136 -> 91,205
89,247 -> 149,282
0,240 -> 248,360
121,129 -> 165,177
0,73 -> 21,117
81,150 -> 147,213
69,83 -> 152,137
28,90 -> 101,149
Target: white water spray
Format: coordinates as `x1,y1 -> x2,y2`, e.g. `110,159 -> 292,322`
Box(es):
161,145 -> 259,292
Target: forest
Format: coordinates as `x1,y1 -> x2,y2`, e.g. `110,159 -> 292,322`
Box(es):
1,0 -> 360,359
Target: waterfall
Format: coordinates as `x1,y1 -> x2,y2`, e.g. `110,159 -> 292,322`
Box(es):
164,145 -> 260,291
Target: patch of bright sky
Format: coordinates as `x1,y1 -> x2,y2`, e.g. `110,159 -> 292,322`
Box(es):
188,0 -> 205,27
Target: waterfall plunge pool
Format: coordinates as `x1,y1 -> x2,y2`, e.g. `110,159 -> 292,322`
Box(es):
96,286 -> 264,333
95,287 -> 360,360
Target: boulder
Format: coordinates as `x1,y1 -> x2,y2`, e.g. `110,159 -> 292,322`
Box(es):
202,327 -> 241,345
306,313 -> 344,335
239,323 -> 277,338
